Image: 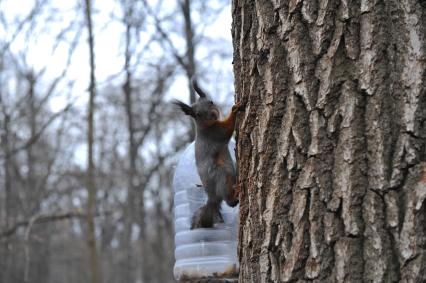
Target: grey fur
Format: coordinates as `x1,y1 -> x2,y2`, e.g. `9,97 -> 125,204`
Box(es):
173,80 -> 239,229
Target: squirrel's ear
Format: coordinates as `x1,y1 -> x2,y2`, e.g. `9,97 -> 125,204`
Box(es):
173,100 -> 195,117
191,77 -> 207,98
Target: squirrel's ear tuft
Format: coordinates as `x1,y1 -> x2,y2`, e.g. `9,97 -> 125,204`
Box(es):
173,100 -> 195,117
191,77 -> 207,98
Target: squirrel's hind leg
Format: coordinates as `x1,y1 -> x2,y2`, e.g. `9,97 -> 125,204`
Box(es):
190,200 -> 223,229
215,170 -> 239,207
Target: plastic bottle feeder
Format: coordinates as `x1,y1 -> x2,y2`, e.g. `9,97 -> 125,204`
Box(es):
173,141 -> 239,281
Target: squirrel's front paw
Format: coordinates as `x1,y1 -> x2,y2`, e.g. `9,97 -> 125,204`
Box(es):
232,102 -> 245,113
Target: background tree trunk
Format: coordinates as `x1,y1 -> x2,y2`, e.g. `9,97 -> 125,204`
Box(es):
84,0 -> 101,283
0,109 -> 13,283
232,0 -> 426,282
181,0 -> 197,106
122,5 -> 136,282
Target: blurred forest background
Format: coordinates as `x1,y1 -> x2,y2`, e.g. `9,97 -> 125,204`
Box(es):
0,0 -> 234,282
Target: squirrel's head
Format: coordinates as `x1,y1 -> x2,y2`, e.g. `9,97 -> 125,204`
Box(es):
173,79 -> 220,123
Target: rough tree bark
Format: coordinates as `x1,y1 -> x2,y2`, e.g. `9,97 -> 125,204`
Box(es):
232,1 -> 426,282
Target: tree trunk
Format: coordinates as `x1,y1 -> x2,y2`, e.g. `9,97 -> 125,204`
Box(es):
180,0 -> 197,140
181,0 -> 197,105
122,8 -> 136,283
25,74 -> 50,283
232,1 -> 426,282
1,111 -> 12,283
84,0 -> 101,282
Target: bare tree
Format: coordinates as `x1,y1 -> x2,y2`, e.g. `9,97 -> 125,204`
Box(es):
83,0 -> 101,282
0,98 -> 13,283
0,52 -> 77,282
181,0 -> 197,105
142,0 -> 230,139
122,2 -> 137,281
0,1 -> 234,282
232,1 -> 426,282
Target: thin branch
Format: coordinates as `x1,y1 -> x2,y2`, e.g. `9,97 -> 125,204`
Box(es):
0,0 -> 48,57
0,101 -> 75,159
141,0 -> 188,70
135,67 -> 174,147
36,26 -> 82,112
0,211 -> 111,239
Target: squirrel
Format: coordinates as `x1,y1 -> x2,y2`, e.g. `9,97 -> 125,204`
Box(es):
173,78 -> 243,229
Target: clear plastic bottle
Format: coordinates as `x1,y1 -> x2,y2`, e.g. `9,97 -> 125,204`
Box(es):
173,141 -> 239,281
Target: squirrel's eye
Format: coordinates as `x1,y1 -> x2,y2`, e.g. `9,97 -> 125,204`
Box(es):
209,100 -> 213,105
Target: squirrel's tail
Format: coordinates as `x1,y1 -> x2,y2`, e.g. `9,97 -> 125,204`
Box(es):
191,201 -> 223,229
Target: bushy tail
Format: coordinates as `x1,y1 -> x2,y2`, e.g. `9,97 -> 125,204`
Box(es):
191,201 -> 223,229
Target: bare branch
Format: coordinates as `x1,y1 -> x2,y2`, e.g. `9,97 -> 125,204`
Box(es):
36,26 -> 82,111
0,101 -> 75,159
141,0 -> 188,70
0,211 -> 111,239
0,0 -> 48,57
